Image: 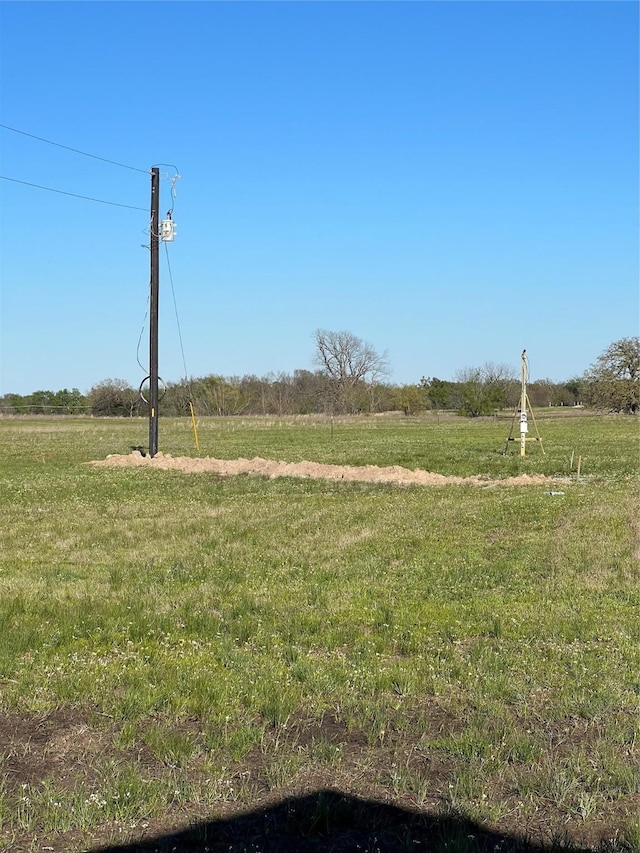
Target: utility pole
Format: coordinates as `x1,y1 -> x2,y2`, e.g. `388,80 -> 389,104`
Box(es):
149,167 -> 160,458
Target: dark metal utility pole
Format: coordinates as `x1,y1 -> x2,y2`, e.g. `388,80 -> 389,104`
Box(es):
149,167 -> 160,457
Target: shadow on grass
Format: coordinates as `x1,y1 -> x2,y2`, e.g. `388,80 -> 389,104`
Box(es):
90,789 -> 594,853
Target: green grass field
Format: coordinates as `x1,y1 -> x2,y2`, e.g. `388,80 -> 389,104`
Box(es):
0,412 -> 638,852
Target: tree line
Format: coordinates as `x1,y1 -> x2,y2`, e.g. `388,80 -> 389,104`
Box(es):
1,334 -> 637,418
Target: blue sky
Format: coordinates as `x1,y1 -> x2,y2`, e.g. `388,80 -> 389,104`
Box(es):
1,1 -> 638,395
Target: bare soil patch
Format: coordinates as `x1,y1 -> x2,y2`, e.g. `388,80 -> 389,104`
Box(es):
90,452 -> 557,487
2,705 -> 634,852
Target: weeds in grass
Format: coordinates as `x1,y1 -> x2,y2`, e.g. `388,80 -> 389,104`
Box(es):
309,736 -> 343,766
622,816 -> 640,851
143,723 -> 199,769
389,760 -> 432,806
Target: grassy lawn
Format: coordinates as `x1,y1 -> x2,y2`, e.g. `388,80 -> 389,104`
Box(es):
0,412 -> 638,851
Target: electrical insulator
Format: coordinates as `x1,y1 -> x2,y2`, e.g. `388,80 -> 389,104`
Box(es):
161,218 -> 177,242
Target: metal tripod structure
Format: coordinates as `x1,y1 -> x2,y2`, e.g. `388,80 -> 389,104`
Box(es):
503,350 -> 544,456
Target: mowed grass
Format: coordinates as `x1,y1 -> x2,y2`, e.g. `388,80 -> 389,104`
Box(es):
0,412 -> 638,851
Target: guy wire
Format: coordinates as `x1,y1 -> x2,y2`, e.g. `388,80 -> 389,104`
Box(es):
164,242 -> 194,400
136,294 -> 150,375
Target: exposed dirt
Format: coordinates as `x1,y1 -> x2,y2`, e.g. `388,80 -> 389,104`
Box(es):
1,705 -> 636,852
90,452 -> 559,487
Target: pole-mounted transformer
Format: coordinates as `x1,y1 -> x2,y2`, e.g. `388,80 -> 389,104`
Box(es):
161,210 -> 176,241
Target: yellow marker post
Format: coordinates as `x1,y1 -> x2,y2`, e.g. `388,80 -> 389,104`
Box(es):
189,401 -> 200,453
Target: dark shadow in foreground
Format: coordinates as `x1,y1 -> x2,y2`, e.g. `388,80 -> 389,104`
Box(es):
90,789 -> 596,853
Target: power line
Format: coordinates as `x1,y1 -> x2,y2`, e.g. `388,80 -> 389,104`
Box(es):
0,123 -> 149,174
0,175 -> 147,211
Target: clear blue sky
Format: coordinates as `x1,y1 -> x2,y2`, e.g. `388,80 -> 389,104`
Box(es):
1,1 -> 638,395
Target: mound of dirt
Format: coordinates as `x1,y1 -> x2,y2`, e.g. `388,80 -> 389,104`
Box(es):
90,452 -> 556,487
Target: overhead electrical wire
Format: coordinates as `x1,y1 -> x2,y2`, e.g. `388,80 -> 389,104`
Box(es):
152,163 -> 181,217
0,122 -> 149,209
0,127 -> 182,213
152,163 -> 180,176
0,175 -> 147,210
0,123 -> 149,174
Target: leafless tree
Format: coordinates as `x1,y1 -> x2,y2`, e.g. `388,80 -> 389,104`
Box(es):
88,379 -> 141,417
454,362 -> 517,417
313,329 -> 390,413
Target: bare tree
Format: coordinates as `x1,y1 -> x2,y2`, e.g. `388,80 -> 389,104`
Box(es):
482,361 -> 519,409
313,329 -> 390,413
454,362 -> 517,417
88,379 -> 141,417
